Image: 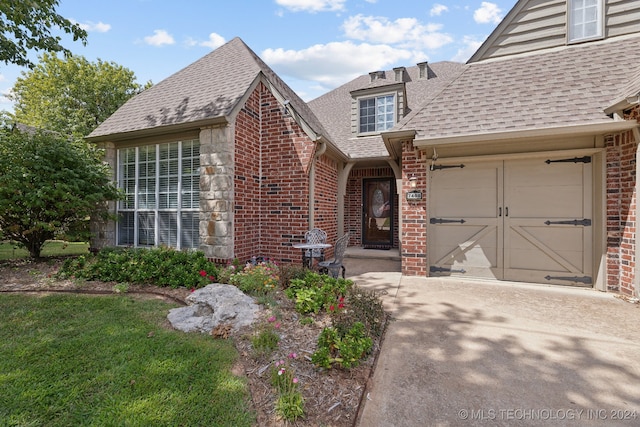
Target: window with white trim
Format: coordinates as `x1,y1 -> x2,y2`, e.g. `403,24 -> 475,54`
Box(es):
117,139 -> 200,249
568,0 -> 602,42
359,94 -> 395,133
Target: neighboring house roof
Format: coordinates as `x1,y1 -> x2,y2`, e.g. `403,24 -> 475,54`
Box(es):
88,37 -> 332,146
308,62 -> 464,160
399,34 -> 640,146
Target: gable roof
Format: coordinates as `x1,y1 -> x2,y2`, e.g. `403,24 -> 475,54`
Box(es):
308,62 -> 464,160
88,37 -> 331,145
398,34 -> 640,146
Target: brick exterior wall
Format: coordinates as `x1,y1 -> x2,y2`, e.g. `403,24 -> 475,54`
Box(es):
606,106 -> 639,295
228,82 -> 336,265
345,167 -> 399,248
400,141 -> 427,275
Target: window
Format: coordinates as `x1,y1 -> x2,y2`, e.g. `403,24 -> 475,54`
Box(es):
117,140 -> 200,249
359,94 -> 395,133
568,0 -> 602,42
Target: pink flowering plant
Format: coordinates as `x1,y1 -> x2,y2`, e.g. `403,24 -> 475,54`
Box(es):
271,360 -> 305,421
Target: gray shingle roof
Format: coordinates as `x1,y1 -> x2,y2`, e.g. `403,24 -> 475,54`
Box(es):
308,62 -> 464,159
402,34 -> 640,142
88,37 -> 330,143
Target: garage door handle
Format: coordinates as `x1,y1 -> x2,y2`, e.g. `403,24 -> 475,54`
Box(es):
498,207 -> 502,217
505,207 -> 509,217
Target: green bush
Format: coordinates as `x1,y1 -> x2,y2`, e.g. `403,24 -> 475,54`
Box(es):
311,322 -> 373,369
229,262 -> 279,296
332,286 -> 387,338
58,247 -> 217,289
285,271 -> 352,314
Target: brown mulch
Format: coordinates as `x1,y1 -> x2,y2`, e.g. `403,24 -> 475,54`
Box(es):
0,257 -> 387,427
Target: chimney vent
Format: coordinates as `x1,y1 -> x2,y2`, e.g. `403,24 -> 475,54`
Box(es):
393,67 -> 406,82
369,70 -> 385,82
417,61 -> 429,79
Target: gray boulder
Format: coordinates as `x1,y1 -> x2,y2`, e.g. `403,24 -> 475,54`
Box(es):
168,284 -> 261,333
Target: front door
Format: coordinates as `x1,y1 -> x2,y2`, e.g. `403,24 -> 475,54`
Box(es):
363,178 -> 394,249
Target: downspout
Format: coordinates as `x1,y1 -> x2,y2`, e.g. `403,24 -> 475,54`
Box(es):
338,161 -> 356,238
309,138 -> 327,229
633,126 -> 640,298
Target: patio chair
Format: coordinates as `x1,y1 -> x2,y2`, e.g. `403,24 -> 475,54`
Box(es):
318,232 -> 350,278
304,228 -> 327,266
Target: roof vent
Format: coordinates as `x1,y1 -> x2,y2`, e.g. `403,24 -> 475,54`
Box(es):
393,67 -> 406,82
369,70 -> 385,82
417,61 -> 429,79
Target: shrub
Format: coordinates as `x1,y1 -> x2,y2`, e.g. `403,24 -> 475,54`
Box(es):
57,247 -> 217,289
332,286 -> 387,338
250,324 -> 279,357
311,322 -> 373,369
285,271 -> 352,314
229,262 -> 279,296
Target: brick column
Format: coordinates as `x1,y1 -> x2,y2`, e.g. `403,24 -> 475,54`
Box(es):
401,140 -> 427,275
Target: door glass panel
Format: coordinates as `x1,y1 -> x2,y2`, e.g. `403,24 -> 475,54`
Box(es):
363,179 -> 393,247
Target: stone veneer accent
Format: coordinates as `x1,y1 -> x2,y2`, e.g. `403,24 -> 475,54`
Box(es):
199,125 -> 234,260
89,141 -> 117,250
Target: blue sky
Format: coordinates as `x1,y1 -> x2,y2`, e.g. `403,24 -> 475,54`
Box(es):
0,0 -> 518,111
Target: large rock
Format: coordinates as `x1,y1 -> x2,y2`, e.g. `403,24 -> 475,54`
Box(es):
168,284 -> 261,333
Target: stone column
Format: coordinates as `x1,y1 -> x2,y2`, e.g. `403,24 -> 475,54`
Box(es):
90,141 -> 117,249
199,125 -> 234,260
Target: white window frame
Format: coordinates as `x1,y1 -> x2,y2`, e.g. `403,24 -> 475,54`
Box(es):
568,0 -> 604,43
116,140 -> 200,250
358,93 -> 396,135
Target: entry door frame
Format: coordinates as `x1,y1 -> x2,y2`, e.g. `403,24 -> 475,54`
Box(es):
362,178 -> 395,248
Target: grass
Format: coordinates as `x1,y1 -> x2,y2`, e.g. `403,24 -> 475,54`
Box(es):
0,240 -> 90,260
0,294 -> 255,426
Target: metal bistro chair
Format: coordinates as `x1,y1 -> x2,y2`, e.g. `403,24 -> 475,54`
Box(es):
304,228 -> 327,268
319,232 -> 350,279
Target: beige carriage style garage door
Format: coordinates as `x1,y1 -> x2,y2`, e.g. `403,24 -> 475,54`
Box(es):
428,155 -> 593,286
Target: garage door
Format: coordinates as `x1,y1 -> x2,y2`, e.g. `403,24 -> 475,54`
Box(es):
428,155 -> 592,286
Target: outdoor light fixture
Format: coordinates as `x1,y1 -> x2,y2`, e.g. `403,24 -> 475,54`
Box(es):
406,175 -> 422,201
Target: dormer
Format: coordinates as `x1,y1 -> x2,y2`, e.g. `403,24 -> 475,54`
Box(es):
349,67 -> 413,136
468,0 -> 640,63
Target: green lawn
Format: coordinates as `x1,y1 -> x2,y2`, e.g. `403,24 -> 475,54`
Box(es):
0,240 -> 90,260
0,294 -> 255,426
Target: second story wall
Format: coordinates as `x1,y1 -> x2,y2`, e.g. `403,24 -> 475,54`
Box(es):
470,0 -> 640,62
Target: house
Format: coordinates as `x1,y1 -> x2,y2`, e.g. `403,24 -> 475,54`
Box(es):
381,0 -> 640,295
88,0 -> 640,297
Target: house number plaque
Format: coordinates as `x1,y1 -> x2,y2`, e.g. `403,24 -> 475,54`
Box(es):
406,190 -> 423,201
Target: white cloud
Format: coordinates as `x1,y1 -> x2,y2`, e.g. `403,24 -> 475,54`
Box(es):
262,41 -> 421,90
342,15 -> 453,50
474,2 -> 503,24
200,33 -> 226,49
451,35 -> 484,62
430,4 -> 448,17
275,0 -> 346,13
144,29 -> 175,47
74,20 -> 111,33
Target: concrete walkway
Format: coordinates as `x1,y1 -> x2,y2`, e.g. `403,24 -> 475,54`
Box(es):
346,267 -> 640,427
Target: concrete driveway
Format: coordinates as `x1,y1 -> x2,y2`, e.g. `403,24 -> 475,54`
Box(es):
351,275 -> 640,426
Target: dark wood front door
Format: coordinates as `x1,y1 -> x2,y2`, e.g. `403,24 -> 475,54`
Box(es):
362,178 -> 394,248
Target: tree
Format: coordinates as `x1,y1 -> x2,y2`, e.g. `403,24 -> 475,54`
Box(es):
0,0 -> 87,68
0,127 -> 121,258
9,53 -> 149,137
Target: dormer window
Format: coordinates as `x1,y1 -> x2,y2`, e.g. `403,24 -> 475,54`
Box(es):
568,0 -> 603,43
359,94 -> 395,133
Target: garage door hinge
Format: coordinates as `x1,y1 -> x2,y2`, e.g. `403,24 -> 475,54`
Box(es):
544,275 -> 592,284
430,218 -> 466,224
544,219 -> 591,226
431,266 -> 467,274
430,163 -> 465,171
545,156 -> 591,164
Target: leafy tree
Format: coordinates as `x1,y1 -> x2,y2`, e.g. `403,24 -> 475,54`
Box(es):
0,126 -> 121,258
9,53 -> 149,137
0,0 -> 87,68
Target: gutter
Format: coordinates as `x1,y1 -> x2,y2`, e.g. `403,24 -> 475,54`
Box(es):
412,121 -> 638,148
